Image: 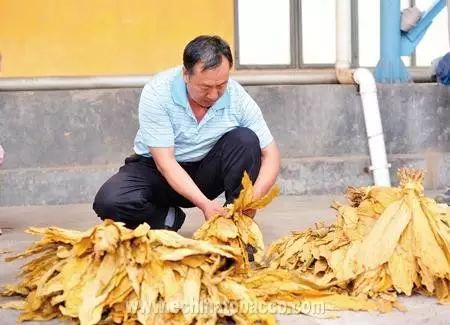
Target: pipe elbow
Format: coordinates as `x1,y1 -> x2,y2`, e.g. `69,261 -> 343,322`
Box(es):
335,66 -> 354,84
353,68 -> 377,93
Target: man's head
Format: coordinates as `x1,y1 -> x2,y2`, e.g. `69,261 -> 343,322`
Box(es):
182,35 -> 233,108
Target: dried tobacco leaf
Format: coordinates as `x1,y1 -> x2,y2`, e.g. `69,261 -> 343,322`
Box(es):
194,171 -> 279,271
266,168 -> 450,306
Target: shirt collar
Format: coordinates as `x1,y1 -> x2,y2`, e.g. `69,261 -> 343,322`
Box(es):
171,68 -> 230,112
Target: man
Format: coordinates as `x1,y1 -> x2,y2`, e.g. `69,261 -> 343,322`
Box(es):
93,35 -> 280,230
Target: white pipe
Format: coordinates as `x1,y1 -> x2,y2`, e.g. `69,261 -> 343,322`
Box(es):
336,1 -> 391,186
335,0 -> 354,83
353,68 -> 391,186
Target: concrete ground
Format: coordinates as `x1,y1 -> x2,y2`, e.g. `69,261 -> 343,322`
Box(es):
0,194 -> 449,324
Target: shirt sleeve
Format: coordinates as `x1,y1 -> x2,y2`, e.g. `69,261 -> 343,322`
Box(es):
138,83 -> 175,148
236,83 -> 274,148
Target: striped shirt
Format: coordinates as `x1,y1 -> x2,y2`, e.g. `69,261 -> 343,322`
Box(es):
133,66 -> 273,162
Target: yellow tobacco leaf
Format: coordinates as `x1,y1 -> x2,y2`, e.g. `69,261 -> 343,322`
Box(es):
247,185 -> 280,210
213,217 -> 239,241
387,222 -> 417,295
329,241 -> 363,281
181,255 -> 208,268
182,267 -> 202,323
368,187 -> 401,209
358,199 -> 411,270
435,278 -> 450,303
93,221 -> 121,257
409,193 -> 450,277
78,253 -> 119,325
0,300 -> 26,310
136,268 -> 160,325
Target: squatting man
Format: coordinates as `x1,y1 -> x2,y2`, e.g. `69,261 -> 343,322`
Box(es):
93,35 -> 281,231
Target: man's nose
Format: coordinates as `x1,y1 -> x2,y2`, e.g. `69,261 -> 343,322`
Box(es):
207,88 -> 219,101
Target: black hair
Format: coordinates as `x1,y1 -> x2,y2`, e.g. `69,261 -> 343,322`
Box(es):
183,35 -> 233,74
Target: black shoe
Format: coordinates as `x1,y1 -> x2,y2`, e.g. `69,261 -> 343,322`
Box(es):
163,207 -> 186,231
435,189 -> 450,205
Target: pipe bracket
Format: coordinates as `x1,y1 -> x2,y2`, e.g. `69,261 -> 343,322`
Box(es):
369,164 -> 392,171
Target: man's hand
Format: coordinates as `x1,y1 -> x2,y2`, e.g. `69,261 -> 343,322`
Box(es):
243,209 -> 257,218
200,199 -> 227,221
242,187 -> 263,219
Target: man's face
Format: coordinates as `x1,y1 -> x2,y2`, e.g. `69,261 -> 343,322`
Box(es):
183,57 -> 230,108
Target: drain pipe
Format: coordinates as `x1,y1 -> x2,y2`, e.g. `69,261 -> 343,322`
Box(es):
335,0 -> 353,84
353,69 -> 391,186
336,0 -> 391,186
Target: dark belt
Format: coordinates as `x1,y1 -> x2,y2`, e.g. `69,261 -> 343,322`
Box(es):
126,153 -> 200,167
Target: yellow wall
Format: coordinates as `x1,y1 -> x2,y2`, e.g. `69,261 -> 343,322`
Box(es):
0,0 -> 234,77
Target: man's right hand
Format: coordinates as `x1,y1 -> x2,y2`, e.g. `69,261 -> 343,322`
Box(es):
199,199 -> 227,221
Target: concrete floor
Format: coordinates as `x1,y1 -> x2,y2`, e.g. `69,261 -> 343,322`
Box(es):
1,194 -> 449,324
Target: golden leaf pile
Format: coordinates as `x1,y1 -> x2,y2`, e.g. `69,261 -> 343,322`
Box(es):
240,268 -> 382,317
266,168 -> 450,306
0,221 -> 276,324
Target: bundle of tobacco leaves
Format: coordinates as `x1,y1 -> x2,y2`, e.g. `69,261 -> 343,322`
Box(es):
265,168 -> 450,305
194,172 -> 279,271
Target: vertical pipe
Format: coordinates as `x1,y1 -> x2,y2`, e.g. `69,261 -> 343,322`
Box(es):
375,0 -> 410,82
336,0 -> 354,83
353,68 -> 391,186
338,1 -> 391,185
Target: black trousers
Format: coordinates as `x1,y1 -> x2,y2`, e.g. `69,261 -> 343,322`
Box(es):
93,127 -> 262,229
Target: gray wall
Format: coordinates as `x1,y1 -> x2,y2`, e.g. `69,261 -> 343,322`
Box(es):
1,83 -> 449,205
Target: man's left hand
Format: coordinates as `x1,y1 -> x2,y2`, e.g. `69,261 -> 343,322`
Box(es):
243,209 -> 257,218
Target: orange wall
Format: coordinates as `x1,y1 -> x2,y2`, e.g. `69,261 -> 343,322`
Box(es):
0,0 -> 234,77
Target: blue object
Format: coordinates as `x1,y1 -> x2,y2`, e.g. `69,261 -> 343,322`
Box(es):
435,52 -> 450,85
375,0 -> 410,83
400,0 -> 446,56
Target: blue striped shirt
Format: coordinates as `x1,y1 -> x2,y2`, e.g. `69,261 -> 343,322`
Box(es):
133,66 -> 273,162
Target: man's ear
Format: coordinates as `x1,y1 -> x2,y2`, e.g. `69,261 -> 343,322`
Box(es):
182,67 -> 189,83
